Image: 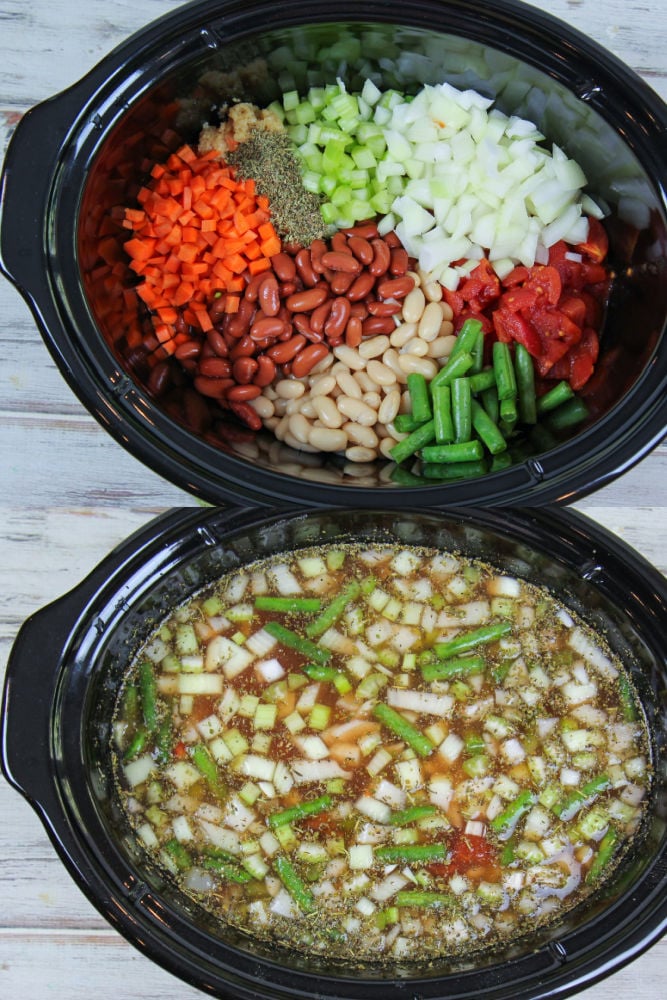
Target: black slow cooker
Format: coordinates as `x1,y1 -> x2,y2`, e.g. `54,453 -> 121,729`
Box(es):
2,507 -> 666,999
0,0 -> 665,505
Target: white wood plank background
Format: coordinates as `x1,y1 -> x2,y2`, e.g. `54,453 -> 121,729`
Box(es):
0,1 -> 665,999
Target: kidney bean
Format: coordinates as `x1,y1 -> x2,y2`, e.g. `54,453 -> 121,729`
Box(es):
147,360 -> 171,395
331,231 -> 352,253
324,296 -> 352,339
209,295 -> 227,320
292,313 -> 315,338
285,286 -> 329,313
244,272 -> 266,302
174,313 -> 189,335
349,301 -> 370,320
180,358 -> 198,375
253,355 -> 277,387
175,340 -> 202,361
321,251 -> 362,274
330,270 -> 356,295
225,298 -> 254,337
343,221 -> 379,240
376,275 -> 415,300
224,383 -> 261,403
368,239 -> 391,277
295,248 -> 319,286
390,247 -> 409,276
200,341 -> 216,360
194,374 -> 233,398
346,272 -> 376,302
250,315 -> 285,341
282,241 -> 303,256
267,335 -> 307,364
271,252 -> 297,282
383,231 -> 402,248
206,330 -> 228,357
291,343 -> 330,378
199,357 -> 232,378
367,299 -> 403,317
228,399 -> 262,430
232,356 -> 259,384
309,239 -> 328,274
345,316 -> 363,348
362,316 -> 397,336
258,275 -> 280,316
278,281 -> 298,298
348,236 -> 374,265
230,334 -> 257,359
311,300 -> 333,334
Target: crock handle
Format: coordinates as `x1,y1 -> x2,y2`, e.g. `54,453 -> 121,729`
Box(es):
0,590 -> 80,813
0,84 -> 83,292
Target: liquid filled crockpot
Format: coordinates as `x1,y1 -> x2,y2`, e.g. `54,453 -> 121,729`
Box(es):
2,507 -> 665,999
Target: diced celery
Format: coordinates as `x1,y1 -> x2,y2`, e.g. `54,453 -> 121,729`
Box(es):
161,653 -> 181,674
223,728 -> 249,756
239,782 -> 261,806
309,704 -> 331,731
202,596 -> 224,617
274,823 -> 298,851
515,841 -> 545,864
254,704 -> 278,730
282,89 -> 300,111
238,694 -> 260,718
175,624 -> 199,657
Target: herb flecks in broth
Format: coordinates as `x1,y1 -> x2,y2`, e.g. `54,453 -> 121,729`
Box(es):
112,545 -> 650,964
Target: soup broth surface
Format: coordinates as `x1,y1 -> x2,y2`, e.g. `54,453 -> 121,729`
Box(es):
113,544 -> 650,964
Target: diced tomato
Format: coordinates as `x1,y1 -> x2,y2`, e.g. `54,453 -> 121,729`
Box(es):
548,240 -> 585,289
492,308 -> 542,356
500,286 -> 538,313
576,217 -> 609,264
448,832 -> 500,881
174,740 -> 187,760
442,285 -> 464,318
558,294 -> 587,327
525,265 -> 562,306
459,259 -> 501,311
454,309 -> 493,335
501,265 -> 530,288
580,262 -> 608,285
530,307 -> 583,375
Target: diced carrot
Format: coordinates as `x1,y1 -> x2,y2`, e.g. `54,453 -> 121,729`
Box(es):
224,294 -> 241,314
247,257 -> 272,276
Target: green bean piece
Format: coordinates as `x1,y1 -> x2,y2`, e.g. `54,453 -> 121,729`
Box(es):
492,341 -> 517,401
553,774 -> 611,821
471,400 -> 508,455
302,663 -> 351,695
618,673 -> 638,722
470,326 -> 485,373
432,384 -> 454,444
138,661 -> 158,733
499,395 -> 518,429
421,440 -> 484,464
407,372 -> 433,424
489,790 -> 536,833
268,794 -> 333,829
155,716 -> 172,765
492,658 -> 515,683
274,855 -> 316,912
448,318 -> 484,363
189,743 -> 227,799
469,368 -> 497,394
123,683 -> 140,722
536,380 -> 575,415
264,620 -> 331,666
164,838 -> 193,871
375,843 -> 448,864
255,596 -> 322,613
465,734 -> 486,754
305,580 -> 361,638
422,460 -> 487,481
388,804 -> 438,826
434,621 -> 512,658
389,419 -> 436,465
396,890 -> 455,908
393,412 -> 425,434
500,841 -> 516,866
490,452 -> 513,473
585,827 -> 619,885
123,728 -> 149,761
373,703 -> 434,758
389,465 -> 429,486
200,857 -> 253,883
546,397 -> 589,431
451,377 -> 472,443
430,350 -> 474,390
481,385 -> 500,424
514,344 -> 537,424
421,655 -> 485,682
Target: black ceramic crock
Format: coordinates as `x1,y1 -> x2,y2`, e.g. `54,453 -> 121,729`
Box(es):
0,0 -> 666,505
1,507 -> 666,1000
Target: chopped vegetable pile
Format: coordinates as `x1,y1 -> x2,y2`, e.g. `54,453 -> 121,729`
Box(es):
120,77 -> 614,479
114,544 -> 649,964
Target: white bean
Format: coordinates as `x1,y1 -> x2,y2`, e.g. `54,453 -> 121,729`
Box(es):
275,379 -> 305,399
417,301 -> 444,341
309,374 -> 336,396
337,396 -> 377,426
288,413 -> 313,444
308,426 -> 348,452
299,398 -> 318,419
358,335 -> 390,359
343,422 -> 379,449
362,391 -> 382,410
333,345 -> 365,370
399,338 -> 429,357
423,280 -> 443,302
382,348 -> 409,384
440,319 -> 455,337
390,322 -> 418,348
378,388 -> 401,425
285,397 -> 306,416
379,436 -> 398,459
273,397 -> 289,416
264,416 -> 279,432
406,269 -> 421,288
284,431 -> 320,453
354,370 -> 377,393
336,371 -> 362,399
440,302 -> 454,322
345,446 -> 378,463
402,287 -> 426,324
366,359 -> 397,386
312,395 -> 344,428
249,396 -> 274,419
397,354 -> 439,378
428,334 -> 457,359
310,352 -> 334,374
